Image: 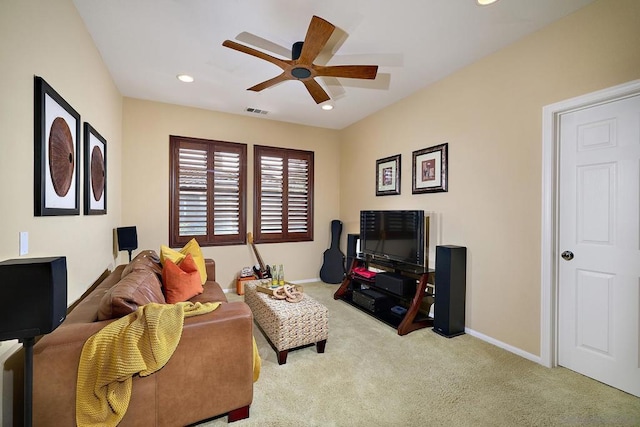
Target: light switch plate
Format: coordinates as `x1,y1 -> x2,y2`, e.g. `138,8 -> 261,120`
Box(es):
19,231 -> 28,256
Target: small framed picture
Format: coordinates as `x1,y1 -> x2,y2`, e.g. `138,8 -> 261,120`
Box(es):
412,143 -> 448,194
376,154 -> 401,196
34,76 -> 81,216
84,122 -> 107,215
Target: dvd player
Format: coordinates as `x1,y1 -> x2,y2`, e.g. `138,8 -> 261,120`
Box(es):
352,288 -> 393,313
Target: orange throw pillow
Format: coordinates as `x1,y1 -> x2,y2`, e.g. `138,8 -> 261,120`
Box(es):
159,238 -> 207,284
162,253 -> 204,303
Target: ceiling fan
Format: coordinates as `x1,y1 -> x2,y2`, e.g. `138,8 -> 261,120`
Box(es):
222,15 -> 378,104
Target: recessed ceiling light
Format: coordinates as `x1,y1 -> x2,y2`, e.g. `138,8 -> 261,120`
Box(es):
177,74 -> 194,83
321,104 -> 334,111
477,0 -> 498,5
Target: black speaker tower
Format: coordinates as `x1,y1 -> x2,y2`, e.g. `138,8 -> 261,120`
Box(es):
0,256 -> 68,427
433,245 -> 467,338
346,233 -> 360,272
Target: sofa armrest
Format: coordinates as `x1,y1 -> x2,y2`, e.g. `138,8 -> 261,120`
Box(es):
205,258 -> 216,282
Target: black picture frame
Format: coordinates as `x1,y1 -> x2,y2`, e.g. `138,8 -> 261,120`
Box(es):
84,122 -> 107,215
34,76 -> 81,216
376,154 -> 401,196
412,143 -> 448,194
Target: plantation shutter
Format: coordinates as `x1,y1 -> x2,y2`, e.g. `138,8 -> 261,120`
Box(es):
259,155 -> 284,234
177,146 -> 208,237
213,149 -> 242,236
287,157 -> 310,233
169,136 -> 246,247
254,145 -> 313,243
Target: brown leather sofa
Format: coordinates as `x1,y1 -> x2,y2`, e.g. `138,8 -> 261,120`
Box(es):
33,250 -> 255,426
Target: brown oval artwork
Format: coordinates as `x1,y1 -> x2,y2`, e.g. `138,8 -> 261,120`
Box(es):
91,145 -> 105,201
48,117 -> 74,197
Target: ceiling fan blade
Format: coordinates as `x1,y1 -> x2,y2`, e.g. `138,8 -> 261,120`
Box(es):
319,76 -> 347,100
335,72 -> 391,90
222,40 -> 292,70
315,65 -> 378,80
247,73 -> 290,92
297,16 -> 336,65
235,31 -> 291,58
303,78 -> 331,104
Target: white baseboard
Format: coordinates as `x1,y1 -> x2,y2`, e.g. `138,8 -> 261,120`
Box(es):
289,278 -> 321,284
465,327 -> 542,365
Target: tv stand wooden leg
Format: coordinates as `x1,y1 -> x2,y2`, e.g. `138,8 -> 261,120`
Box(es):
397,270 -> 431,335
334,258 -> 358,299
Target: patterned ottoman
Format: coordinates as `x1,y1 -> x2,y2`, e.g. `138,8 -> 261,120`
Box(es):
244,280 -> 328,365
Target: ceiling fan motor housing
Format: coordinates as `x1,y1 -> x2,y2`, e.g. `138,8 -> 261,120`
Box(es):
292,41 -> 304,60
291,42 -> 312,79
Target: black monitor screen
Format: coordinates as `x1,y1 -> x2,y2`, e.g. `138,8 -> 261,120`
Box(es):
360,210 -> 424,266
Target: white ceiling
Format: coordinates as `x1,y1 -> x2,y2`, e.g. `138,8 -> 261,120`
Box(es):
73,0 -> 594,130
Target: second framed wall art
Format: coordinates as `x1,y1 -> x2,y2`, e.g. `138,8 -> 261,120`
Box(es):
412,143 -> 448,194
84,122 -> 107,215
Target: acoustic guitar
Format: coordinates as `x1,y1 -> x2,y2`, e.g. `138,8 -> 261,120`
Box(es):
320,220 -> 346,284
247,232 -> 271,279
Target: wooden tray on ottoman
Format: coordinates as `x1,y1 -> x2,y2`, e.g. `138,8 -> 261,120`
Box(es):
255,282 -> 304,296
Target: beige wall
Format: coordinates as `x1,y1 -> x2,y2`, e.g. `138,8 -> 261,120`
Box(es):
122,98 -> 341,289
0,0 -> 123,300
0,0 -> 122,422
340,0 -> 640,356
1,0 -> 638,420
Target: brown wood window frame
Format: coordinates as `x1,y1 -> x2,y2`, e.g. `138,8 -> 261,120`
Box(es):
169,135 -> 247,247
253,145 -> 314,244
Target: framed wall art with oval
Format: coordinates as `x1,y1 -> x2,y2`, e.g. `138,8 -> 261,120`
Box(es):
34,76 -> 81,216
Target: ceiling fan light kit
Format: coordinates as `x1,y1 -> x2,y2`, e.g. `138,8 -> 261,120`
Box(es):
222,15 -> 379,104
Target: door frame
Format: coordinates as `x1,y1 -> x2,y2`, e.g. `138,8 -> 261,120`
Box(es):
540,79 -> 640,368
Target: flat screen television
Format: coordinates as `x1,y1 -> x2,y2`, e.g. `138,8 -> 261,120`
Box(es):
360,210 -> 425,267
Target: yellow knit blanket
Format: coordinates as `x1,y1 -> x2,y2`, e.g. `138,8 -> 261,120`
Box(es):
76,302 -> 223,427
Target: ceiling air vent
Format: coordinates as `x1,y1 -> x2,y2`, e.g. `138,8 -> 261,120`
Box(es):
245,107 -> 268,115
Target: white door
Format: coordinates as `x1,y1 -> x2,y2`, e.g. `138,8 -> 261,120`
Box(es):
558,94 -> 640,397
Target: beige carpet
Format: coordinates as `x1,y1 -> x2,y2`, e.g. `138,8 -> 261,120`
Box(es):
200,282 -> 640,426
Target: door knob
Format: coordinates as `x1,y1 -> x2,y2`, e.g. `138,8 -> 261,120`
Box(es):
561,250 -> 574,261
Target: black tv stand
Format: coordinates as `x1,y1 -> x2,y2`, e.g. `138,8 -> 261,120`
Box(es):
333,256 -> 434,335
